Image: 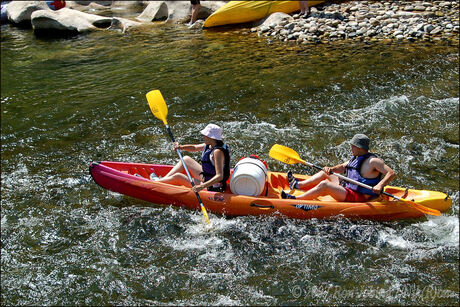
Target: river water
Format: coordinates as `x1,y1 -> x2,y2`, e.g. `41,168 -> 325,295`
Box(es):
1,23 -> 458,305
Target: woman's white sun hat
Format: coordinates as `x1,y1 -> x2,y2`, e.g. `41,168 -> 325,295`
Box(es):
200,124 -> 222,140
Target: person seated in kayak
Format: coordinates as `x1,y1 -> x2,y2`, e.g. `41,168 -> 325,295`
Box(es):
153,123 -> 230,193
281,134 -> 396,201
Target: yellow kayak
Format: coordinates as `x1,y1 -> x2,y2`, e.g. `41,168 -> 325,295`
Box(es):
204,0 -> 325,28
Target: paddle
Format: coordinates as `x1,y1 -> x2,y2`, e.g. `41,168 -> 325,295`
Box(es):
269,144 -> 441,216
146,89 -> 210,224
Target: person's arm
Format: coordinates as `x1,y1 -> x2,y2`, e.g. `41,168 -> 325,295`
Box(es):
174,142 -> 205,152
369,158 -> 396,194
193,149 -> 225,192
323,161 -> 348,175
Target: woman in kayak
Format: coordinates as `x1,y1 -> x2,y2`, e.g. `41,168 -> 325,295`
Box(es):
282,134 -> 396,201
153,123 -> 230,193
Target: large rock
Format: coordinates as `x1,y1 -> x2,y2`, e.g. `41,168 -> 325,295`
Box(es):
1,1 -> 10,24
6,1 -> 48,25
258,12 -> 294,28
67,1 -> 149,17
31,7 -> 141,34
136,1 -> 226,23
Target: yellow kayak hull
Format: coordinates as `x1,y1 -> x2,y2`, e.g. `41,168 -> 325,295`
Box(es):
204,0 -> 325,28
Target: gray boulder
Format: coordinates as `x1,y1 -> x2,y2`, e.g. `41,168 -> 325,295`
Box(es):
188,19 -> 204,29
136,1 -> 226,24
6,1 -> 48,25
67,1 -> 149,17
31,7 -> 141,34
259,12 -> 294,28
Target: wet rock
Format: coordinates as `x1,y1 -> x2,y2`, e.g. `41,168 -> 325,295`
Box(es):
284,22 -> 295,31
188,19 -> 204,29
259,12 -> 293,28
308,26 -> 318,34
430,27 -> 443,35
136,1 -> 188,23
67,1 -> 147,14
136,1 -> 225,24
369,18 -> 379,26
6,1 -> 48,25
279,29 -> 289,36
260,25 -> 270,33
1,1 -> 11,24
423,24 -> 434,33
413,5 -> 426,11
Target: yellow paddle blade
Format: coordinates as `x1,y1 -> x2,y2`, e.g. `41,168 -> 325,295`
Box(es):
400,197 -> 441,216
269,144 -> 306,165
146,90 -> 168,125
201,206 -> 210,224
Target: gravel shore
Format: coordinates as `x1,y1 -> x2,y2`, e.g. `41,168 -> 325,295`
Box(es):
252,0 -> 459,45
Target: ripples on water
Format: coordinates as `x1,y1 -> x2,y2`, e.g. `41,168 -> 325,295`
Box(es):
1,24 -> 459,305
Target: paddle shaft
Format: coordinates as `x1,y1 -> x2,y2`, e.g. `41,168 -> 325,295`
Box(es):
165,125 -> 206,206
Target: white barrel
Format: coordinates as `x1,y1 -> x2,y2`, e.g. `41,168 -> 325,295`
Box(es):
230,157 -> 268,196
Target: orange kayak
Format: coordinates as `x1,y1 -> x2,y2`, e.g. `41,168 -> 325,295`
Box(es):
89,161 -> 452,221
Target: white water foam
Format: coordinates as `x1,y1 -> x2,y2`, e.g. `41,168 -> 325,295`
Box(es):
377,215 -> 459,252
420,215 -> 459,247
377,228 -> 416,250
1,162 -> 30,191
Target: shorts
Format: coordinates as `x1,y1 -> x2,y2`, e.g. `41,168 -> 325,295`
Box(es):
191,0 -> 200,5
344,188 -> 370,202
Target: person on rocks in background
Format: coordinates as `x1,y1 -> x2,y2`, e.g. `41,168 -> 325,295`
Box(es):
45,0 -> 66,11
299,1 -> 310,18
189,0 -> 201,26
152,124 -> 231,193
282,134 -> 396,201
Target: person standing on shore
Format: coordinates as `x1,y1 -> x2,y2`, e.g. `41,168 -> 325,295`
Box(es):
45,0 -> 66,11
299,1 -> 310,18
189,0 -> 201,26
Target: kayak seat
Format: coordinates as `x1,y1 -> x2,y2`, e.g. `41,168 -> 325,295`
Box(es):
149,167 -> 162,178
130,166 -> 149,178
266,174 -> 287,198
268,173 -> 290,190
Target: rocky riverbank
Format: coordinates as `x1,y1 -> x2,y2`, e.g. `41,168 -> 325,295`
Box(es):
2,1 -> 459,45
253,0 -> 459,45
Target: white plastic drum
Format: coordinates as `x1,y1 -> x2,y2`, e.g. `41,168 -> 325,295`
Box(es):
230,157 -> 268,196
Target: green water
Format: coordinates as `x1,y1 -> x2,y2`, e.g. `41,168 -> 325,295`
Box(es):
1,23 -> 459,305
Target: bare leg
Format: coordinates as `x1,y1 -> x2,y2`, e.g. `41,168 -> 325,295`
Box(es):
297,170 -> 336,190
158,156 -> 202,186
190,3 -> 201,24
299,1 -> 309,16
296,180 -> 348,201
158,173 -> 196,187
